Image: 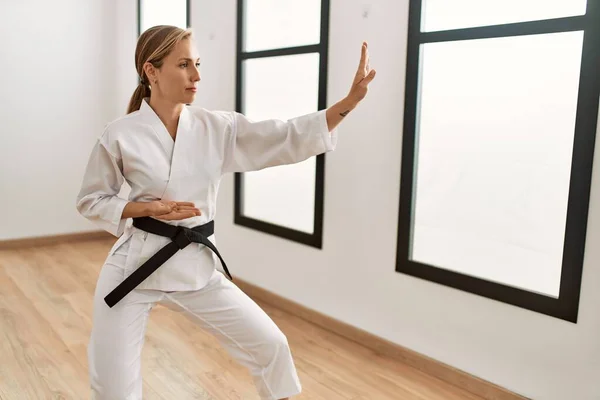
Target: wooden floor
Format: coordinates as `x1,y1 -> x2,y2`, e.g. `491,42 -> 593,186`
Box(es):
0,238 -> 484,400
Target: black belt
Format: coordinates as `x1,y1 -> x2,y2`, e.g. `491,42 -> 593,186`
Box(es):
104,217 -> 233,308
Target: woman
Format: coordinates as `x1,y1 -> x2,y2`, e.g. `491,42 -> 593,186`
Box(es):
76,25 -> 375,400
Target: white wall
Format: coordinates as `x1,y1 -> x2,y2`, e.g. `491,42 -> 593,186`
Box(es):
0,0 -> 122,240
190,1 -> 600,399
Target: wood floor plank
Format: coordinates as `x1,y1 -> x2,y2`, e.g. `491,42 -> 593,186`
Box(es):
0,264 -> 89,399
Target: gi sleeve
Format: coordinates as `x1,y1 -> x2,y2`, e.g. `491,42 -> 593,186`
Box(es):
222,109 -> 339,173
75,137 -> 129,237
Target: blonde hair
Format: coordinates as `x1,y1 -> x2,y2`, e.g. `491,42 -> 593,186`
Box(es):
127,25 -> 193,114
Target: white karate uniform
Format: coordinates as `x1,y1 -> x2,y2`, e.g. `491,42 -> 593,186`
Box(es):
76,98 -> 338,399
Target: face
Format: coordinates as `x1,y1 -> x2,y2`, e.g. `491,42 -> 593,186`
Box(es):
145,37 -> 201,104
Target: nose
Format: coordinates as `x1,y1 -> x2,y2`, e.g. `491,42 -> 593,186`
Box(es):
192,68 -> 200,82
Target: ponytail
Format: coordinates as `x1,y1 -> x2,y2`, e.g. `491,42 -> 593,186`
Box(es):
127,81 -> 151,114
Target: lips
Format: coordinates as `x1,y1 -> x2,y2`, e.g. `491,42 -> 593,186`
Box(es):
186,87 -> 197,92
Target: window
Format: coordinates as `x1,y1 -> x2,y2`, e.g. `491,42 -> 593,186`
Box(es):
138,0 -> 189,35
234,0 -> 331,248
397,0 -> 600,322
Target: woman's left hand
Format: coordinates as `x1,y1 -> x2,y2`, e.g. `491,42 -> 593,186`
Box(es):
347,42 -> 376,104
324,41 -> 376,130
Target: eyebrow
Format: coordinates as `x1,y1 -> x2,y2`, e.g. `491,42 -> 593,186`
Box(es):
178,57 -> 200,62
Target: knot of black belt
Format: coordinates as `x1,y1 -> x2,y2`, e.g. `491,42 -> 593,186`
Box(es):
104,217 -> 233,308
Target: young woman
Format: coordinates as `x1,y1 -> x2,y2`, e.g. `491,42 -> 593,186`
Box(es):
76,25 -> 375,400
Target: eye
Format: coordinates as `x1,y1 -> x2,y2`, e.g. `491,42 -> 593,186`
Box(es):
180,62 -> 188,68
195,62 -> 201,68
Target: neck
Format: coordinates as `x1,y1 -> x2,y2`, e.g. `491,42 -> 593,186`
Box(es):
148,95 -> 184,139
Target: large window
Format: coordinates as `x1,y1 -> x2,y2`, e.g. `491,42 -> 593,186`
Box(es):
138,0 -> 189,35
397,0 -> 600,322
234,0 -> 331,248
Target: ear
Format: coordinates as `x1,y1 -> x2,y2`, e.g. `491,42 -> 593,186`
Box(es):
143,61 -> 157,83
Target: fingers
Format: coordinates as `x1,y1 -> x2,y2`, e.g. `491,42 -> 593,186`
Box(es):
159,200 -> 195,207
362,69 -> 376,85
356,68 -> 376,87
358,41 -> 368,72
347,41 -> 374,103
168,207 -> 201,216
175,211 -> 198,220
174,202 -> 196,207
160,201 -> 199,210
155,200 -> 201,219
174,204 -> 200,212
155,210 -> 199,220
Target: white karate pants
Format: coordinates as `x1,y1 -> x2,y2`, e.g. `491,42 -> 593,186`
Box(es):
88,249 -> 302,400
